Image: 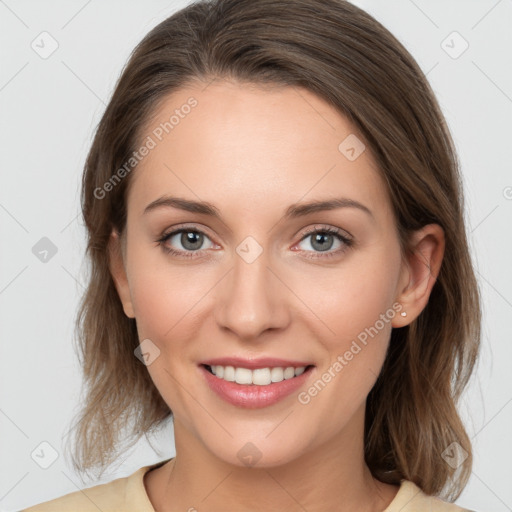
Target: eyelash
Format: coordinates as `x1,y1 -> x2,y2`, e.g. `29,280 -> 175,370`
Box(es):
156,224 -> 353,260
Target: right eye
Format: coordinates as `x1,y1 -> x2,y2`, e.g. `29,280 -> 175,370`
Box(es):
157,226 -> 217,258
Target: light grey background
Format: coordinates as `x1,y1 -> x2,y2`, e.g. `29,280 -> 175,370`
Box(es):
1,1 -> 511,510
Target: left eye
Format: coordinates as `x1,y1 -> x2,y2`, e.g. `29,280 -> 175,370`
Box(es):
296,228 -> 350,253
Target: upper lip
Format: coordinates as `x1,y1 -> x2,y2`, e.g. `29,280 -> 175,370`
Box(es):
200,357 -> 314,370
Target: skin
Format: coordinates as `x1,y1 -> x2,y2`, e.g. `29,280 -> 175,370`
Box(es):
109,79 -> 445,512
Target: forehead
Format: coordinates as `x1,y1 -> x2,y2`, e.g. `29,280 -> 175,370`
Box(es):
128,80 -> 390,220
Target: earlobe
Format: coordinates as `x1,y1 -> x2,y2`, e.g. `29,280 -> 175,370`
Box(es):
392,224 -> 445,327
108,229 -> 136,319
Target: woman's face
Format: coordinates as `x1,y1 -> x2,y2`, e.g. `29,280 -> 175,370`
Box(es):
113,79 -> 411,467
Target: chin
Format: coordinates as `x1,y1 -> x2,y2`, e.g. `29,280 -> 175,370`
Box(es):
202,431 -> 310,470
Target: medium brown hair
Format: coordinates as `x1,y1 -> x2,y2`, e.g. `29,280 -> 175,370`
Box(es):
64,0 -> 481,501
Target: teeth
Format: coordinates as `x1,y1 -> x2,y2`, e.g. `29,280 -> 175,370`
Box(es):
253,368 -> 272,385
235,367 -> 252,385
209,365 -> 307,385
271,367 -> 284,382
223,366 -> 235,381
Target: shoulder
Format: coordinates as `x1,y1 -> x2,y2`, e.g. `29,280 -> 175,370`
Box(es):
386,480 -> 477,512
20,463 -> 160,512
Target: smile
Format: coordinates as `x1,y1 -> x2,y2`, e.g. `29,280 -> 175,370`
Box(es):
200,363 -> 315,409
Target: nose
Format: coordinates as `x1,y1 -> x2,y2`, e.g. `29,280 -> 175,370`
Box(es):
214,247 -> 291,341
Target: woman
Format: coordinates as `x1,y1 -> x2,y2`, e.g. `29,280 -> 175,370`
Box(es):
23,0 -> 481,510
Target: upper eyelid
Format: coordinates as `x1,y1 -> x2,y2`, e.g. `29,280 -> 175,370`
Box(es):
301,224 -> 351,238
162,223 -> 215,241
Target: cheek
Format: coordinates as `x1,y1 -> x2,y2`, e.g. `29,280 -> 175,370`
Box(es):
290,246 -> 401,403
125,250 -> 210,415
298,250 -> 399,342
130,269 -> 212,342
126,241 -> 201,333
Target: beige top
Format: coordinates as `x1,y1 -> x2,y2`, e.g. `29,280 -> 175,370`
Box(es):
21,459 -> 474,511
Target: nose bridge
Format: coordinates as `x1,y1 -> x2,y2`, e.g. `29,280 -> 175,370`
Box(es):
215,237 -> 289,339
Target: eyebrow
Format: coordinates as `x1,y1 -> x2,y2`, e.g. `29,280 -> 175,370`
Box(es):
143,195 -> 373,220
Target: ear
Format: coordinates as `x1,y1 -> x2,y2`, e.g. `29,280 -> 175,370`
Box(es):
392,223 -> 445,327
108,229 -> 135,319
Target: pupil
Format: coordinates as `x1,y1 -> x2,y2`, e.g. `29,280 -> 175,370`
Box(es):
312,233 -> 333,252
182,231 -> 203,250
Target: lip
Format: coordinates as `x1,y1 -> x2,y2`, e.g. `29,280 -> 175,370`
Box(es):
200,356 -> 314,370
199,363 -> 315,409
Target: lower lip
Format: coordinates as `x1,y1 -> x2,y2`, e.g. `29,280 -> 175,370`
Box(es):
200,364 -> 314,409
